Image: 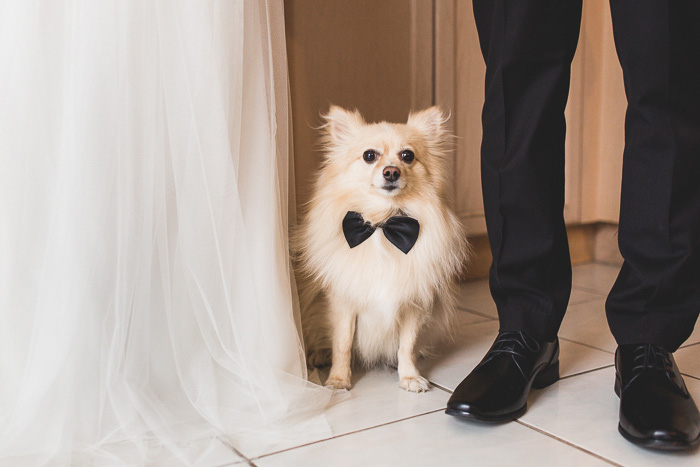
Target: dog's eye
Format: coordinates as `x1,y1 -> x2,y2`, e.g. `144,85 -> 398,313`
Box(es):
362,150 -> 377,163
400,150 -> 415,163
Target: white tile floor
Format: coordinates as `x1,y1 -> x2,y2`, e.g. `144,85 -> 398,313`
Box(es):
239,263 -> 700,467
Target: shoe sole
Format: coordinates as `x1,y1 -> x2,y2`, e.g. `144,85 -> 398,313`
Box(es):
445,360 -> 560,423
445,404 -> 527,423
614,374 -> 700,451
617,423 -> 700,451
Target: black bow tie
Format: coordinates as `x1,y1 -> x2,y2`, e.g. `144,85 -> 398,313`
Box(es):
342,211 -> 420,254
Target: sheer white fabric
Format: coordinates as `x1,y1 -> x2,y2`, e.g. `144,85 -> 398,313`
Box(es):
0,1 -> 334,464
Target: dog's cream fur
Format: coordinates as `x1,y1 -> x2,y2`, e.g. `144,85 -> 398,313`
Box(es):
294,106 -> 469,392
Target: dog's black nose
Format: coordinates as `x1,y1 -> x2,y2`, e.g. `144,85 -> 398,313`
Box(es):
383,166 -> 401,182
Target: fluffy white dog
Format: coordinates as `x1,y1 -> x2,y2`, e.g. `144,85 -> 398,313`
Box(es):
294,106 -> 469,392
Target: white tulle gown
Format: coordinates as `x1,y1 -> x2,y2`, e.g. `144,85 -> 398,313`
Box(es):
0,1 -> 334,464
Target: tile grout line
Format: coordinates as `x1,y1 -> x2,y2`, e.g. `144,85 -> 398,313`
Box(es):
571,285 -> 612,296
457,287 -> 607,319
457,292 -> 607,320
515,419 -> 623,467
249,435 -> 333,461
430,363 -> 615,394
455,306 -> 498,320
559,336 -> 615,354
251,408 -> 446,461
559,364 -> 615,381
457,298 -> 608,320
677,342 -> 700,379
217,436 -> 255,466
560,336 -> 700,354
429,380 -> 454,393
569,295 -> 608,306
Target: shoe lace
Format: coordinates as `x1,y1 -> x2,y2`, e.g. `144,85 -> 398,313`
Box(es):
480,332 -> 541,377
631,343 -> 673,374
490,331 -> 541,356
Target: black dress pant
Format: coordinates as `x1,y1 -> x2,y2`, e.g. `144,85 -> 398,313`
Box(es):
472,0 -> 700,351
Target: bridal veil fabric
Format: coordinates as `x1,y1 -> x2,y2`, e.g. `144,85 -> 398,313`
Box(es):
0,0 -> 335,463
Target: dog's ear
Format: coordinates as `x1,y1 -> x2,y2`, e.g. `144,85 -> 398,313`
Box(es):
407,107 -> 448,137
322,106 -> 365,144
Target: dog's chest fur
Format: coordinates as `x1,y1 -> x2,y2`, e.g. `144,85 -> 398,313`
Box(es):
329,213 -> 446,308
310,207 -> 459,364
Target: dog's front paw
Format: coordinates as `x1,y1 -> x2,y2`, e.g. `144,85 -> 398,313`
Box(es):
399,375 -> 430,393
325,374 -> 352,390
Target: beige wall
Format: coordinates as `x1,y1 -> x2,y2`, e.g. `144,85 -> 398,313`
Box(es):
577,1 -> 627,224
284,0 -> 434,214
436,0 -> 627,234
285,0 -> 627,230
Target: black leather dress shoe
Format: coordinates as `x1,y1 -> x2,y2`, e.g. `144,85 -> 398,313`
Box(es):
615,344 -> 700,450
445,331 -> 559,422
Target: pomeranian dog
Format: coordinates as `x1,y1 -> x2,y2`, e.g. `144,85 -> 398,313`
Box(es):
294,106 -> 469,392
